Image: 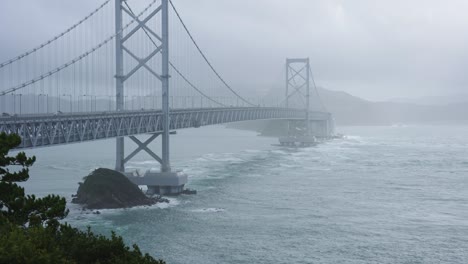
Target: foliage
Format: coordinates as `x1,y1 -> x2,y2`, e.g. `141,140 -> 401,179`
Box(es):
0,133 -> 66,228
0,133 -> 165,264
0,222 -> 164,264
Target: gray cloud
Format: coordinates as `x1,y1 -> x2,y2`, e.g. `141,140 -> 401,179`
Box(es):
1,0 -> 467,100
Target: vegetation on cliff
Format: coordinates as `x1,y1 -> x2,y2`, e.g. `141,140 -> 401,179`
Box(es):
0,133 -> 165,264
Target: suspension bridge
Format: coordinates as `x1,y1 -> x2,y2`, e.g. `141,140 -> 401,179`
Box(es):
0,0 -> 333,194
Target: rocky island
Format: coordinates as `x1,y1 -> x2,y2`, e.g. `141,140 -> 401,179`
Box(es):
72,168 -> 166,209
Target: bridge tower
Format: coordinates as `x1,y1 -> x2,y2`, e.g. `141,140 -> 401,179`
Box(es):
114,0 -> 187,194
280,58 -> 316,146
285,58 -> 310,133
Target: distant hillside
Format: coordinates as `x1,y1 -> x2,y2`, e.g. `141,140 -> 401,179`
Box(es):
389,94 -> 468,106
316,88 -> 384,125
317,88 -> 468,125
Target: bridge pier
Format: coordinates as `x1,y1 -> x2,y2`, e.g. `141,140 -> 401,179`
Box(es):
115,137 -> 125,172
130,171 -> 188,196
277,118 -> 334,147
118,132 -> 188,196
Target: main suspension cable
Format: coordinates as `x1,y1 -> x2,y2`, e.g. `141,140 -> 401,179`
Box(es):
309,67 -> 327,112
0,0 -> 111,69
0,0 -> 158,96
169,0 -> 256,106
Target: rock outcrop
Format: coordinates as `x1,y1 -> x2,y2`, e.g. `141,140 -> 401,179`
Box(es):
72,168 -> 159,209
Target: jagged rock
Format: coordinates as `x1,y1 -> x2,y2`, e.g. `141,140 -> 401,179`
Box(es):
72,168 -> 158,209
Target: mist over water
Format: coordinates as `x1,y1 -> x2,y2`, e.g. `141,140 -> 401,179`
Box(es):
21,125 -> 468,263
2,0 -> 468,262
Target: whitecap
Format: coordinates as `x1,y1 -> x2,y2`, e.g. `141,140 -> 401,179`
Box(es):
128,160 -> 159,165
270,150 -> 287,154
279,163 -> 296,168
46,165 -> 70,171
244,149 -> 262,153
191,208 -> 225,213
66,197 -> 180,221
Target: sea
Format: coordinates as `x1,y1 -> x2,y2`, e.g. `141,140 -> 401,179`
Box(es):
20,125 -> 468,264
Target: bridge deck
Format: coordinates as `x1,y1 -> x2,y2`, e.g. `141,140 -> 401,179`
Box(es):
0,107 -> 331,149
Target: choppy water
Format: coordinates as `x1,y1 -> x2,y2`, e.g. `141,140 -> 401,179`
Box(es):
22,125 -> 468,263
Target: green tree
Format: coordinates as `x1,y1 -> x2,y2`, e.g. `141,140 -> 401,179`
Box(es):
0,133 -> 67,228
0,133 -> 165,264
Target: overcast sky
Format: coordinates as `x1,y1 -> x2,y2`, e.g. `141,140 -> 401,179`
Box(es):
1,0 -> 468,101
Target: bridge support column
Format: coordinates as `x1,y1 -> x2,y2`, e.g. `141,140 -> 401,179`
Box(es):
112,0 -> 187,194
115,0 -> 125,172
161,0 -> 171,173
116,138 -> 125,172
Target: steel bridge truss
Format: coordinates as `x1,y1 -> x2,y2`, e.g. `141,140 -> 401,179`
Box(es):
0,107 -> 326,150
119,1 -> 163,83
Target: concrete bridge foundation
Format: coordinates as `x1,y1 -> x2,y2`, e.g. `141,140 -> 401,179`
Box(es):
126,170 -> 188,195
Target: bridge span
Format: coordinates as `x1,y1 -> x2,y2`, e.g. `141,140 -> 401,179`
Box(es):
0,107 -> 332,149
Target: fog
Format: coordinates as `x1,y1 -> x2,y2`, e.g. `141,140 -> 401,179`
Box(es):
2,2 -> 468,263
1,0 -> 468,101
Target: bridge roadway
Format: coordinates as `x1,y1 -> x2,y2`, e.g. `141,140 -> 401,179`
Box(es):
0,107 -> 331,149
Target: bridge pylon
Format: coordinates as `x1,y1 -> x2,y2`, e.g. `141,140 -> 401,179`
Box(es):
285,58 -> 311,134
114,0 -> 187,195
280,58 -> 317,146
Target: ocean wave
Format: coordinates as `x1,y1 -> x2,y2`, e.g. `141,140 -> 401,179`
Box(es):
244,149 -> 262,153
303,167 -> 332,171
270,149 -> 288,154
195,157 -> 209,162
45,165 -> 71,171
66,197 -> 180,222
199,153 -> 245,163
279,163 -> 297,168
343,135 -> 363,141
191,208 -> 225,213
127,160 -> 160,165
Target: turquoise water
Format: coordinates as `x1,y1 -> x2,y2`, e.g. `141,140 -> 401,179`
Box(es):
22,125 -> 468,263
